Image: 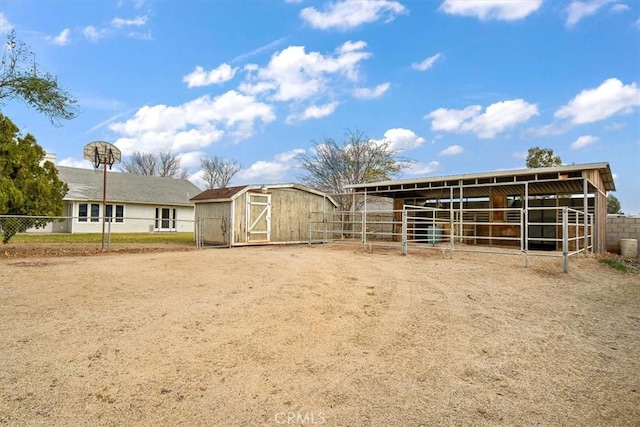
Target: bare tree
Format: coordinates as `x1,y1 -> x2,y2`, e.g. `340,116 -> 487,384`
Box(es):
159,151 -> 189,179
297,129 -> 410,211
121,151 -> 189,179
200,156 -> 242,189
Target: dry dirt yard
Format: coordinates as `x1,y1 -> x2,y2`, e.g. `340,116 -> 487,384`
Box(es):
0,244 -> 638,426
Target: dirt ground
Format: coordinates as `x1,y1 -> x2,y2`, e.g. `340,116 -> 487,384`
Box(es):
1,244 -> 639,426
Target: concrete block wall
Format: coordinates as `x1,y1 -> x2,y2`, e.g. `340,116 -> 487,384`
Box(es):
606,215 -> 640,255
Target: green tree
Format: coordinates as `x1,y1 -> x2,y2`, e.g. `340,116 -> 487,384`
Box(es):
297,129 -> 410,211
0,114 -> 68,243
526,147 -> 562,168
0,30 -> 78,125
607,194 -> 622,214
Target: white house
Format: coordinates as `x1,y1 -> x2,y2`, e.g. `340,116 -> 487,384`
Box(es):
48,166 -> 202,233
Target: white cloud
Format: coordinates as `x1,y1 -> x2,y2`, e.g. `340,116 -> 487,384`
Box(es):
83,26 -> 106,42
439,145 -> 464,156
403,161 -> 440,176
427,105 -> 481,132
110,91 -> 275,154
111,15 -> 148,28
373,128 -> 426,152
83,14 -> 150,42
352,82 -> 390,99
57,157 -> 95,169
412,53 -> 442,71
426,99 -> 539,139
439,0 -> 542,21
610,3 -> 630,12
513,150 -> 528,159
47,28 -> 71,46
300,0 -> 406,30
238,149 -> 305,181
183,63 -> 238,88
231,37 -> 288,63
565,0 -> 617,27
239,41 -> 372,102
570,135 -> 598,149
554,78 -> 640,124
287,101 -> 339,123
0,12 -> 13,34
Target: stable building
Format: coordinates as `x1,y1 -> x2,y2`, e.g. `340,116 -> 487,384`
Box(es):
346,162 -> 615,253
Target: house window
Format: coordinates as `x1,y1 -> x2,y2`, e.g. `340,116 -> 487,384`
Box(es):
154,207 -> 177,231
90,204 -> 100,222
79,203 -> 88,222
115,205 -> 124,223
105,204 -> 125,223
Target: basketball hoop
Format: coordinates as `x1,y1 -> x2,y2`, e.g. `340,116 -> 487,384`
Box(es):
83,141 -> 121,170
82,141 -> 122,251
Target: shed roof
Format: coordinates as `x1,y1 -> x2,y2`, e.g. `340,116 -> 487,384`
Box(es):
190,185 -> 248,201
346,162 -> 615,199
57,166 -> 202,206
190,183 -> 338,207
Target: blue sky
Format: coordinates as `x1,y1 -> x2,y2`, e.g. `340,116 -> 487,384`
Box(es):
2,0 -> 639,212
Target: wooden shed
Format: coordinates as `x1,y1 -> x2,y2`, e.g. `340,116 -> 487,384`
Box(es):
191,184 -> 337,246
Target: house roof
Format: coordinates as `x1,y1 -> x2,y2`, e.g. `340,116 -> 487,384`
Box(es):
345,162 -> 615,199
190,183 -> 339,207
57,166 -> 202,206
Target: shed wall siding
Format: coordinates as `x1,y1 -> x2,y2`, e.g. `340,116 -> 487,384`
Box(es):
195,202 -> 231,244
228,188 -> 334,245
233,192 -> 248,244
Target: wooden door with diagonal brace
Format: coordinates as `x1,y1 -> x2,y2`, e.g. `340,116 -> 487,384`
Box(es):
246,193 -> 271,243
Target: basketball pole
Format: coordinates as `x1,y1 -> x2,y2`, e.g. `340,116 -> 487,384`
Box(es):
101,156 -> 107,251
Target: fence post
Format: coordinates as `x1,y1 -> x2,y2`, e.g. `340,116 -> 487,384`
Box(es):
196,218 -> 201,248
521,209 -> 529,268
401,209 -> 408,255
562,206 -> 569,273
362,212 -> 366,247
107,218 -> 111,252
308,212 -> 312,246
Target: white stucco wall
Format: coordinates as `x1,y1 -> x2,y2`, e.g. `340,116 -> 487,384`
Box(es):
67,201 -> 195,233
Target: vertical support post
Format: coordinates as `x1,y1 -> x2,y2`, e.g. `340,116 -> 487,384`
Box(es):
107,217 -> 111,252
459,182 -> 464,243
583,177 -> 588,254
401,209 -> 408,255
101,162 -> 107,251
562,206 -> 569,273
449,187 -> 454,249
362,190 -> 367,247
524,182 -> 529,268
308,212 -> 312,246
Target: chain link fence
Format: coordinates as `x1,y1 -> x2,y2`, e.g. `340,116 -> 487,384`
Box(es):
0,215 -> 198,253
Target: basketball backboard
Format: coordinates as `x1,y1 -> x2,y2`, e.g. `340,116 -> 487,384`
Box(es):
83,141 -> 121,169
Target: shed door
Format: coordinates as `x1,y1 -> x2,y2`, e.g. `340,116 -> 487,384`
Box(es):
246,193 -> 271,243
